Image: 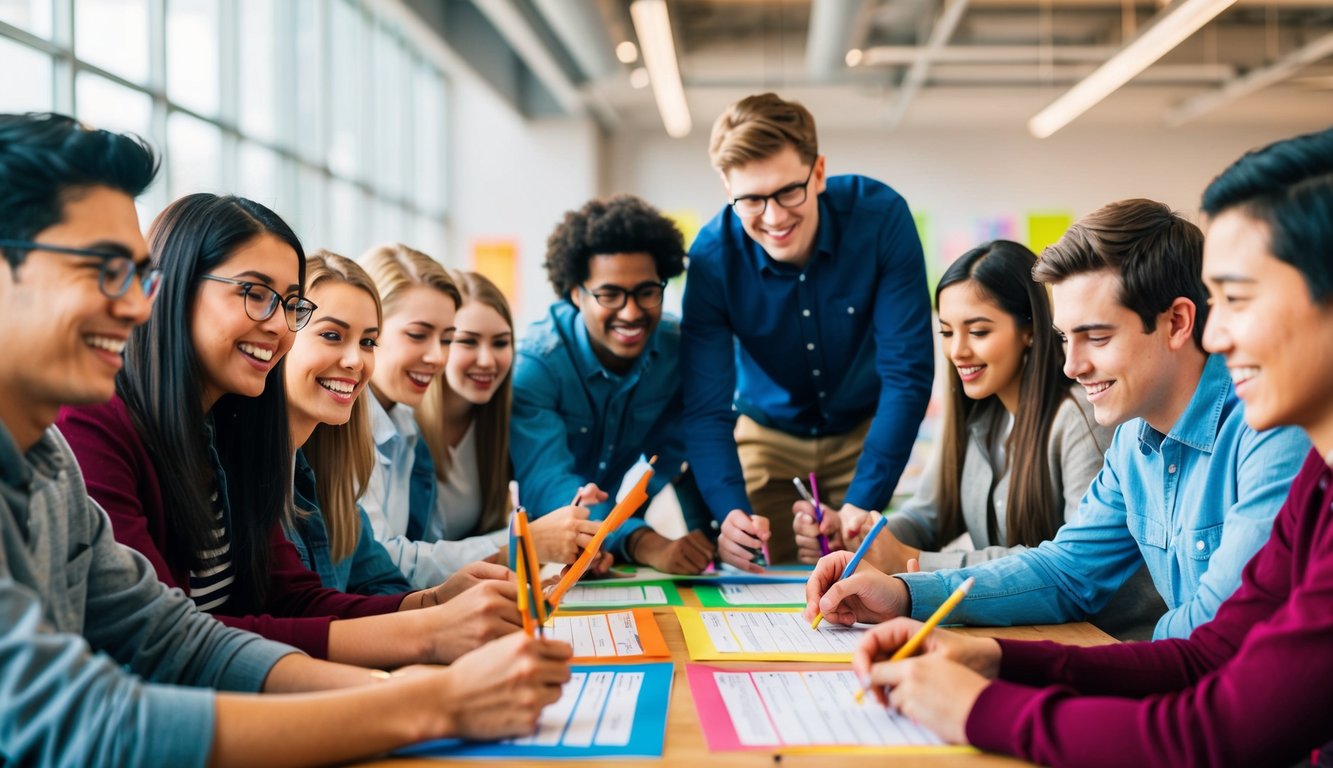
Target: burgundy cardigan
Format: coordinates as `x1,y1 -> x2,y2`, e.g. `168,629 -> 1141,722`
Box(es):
57,395 -> 404,658
967,447 -> 1333,767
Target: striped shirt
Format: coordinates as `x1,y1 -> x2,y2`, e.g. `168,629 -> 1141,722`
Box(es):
188,488 -> 234,612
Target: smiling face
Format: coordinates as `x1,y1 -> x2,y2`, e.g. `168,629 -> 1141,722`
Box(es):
722,146 -> 825,268
285,281 -> 379,440
1052,269 -> 1185,429
572,251 -> 662,374
1202,209 -> 1333,442
370,284 -> 456,409
190,234 -> 301,408
0,186 -> 153,446
937,280 -> 1031,412
443,300 -> 513,406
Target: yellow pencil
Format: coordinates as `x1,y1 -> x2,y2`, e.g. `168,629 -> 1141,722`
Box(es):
854,576 -> 974,703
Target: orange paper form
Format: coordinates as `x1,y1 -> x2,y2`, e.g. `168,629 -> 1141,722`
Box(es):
547,609 -> 670,661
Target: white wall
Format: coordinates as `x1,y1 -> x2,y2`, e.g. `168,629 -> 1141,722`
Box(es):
605,123 -> 1317,273
447,74 -> 602,332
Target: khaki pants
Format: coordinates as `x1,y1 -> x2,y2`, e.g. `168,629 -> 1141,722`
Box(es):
734,414 -> 870,564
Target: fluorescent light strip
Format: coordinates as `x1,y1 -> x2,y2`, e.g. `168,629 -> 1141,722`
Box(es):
1028,0 -> 1237,138
631,0 -> 692,138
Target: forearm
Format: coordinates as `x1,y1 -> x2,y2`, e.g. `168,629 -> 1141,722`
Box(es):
258,652 -> 381,692
326,612 -> 431,668
211,683 -> 443,767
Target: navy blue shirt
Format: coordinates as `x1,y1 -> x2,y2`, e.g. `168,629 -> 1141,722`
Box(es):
681,174 -> 934,516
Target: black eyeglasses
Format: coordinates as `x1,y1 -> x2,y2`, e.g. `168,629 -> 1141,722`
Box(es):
199,274 -> 317,331
579,280 -> 668,310
728,165 -> 816,217
0,239 -> 163,300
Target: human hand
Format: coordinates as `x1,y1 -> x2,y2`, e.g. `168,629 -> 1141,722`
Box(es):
427,561 -> 512,606
861,526 -> 922,575
717,509 -> 769,573
802,550 -> 910,626
839,503 -> 875,549
632,529 -> 714,574
793,500 -> 844,563
435,633 -> 573,741
860,648 -> 991,745
853,617 -> 1001,687
529,504 -> 603,564
425,579 -> 521,663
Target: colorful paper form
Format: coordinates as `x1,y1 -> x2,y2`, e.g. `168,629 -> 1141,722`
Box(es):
548,609 -> 671,661
694,582 -> 807,607
675,607 -> 868,662
398,662 -> 673,759
686,664 -> 971,755
558,581 -> 683,608
601,563 -> 814,584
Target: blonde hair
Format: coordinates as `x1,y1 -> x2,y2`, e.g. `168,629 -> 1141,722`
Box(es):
357,242 -> 460,317
298,249 -> 384,562
708,92 -> 819,173
417,270 -> 514,535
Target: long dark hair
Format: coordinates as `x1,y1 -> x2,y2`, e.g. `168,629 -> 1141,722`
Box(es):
119,193 -> 305,611
934,240 -> 1080,548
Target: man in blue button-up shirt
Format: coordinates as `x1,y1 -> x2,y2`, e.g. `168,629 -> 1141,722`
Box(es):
511,195 -> 716,573
808,199 -> 1309,640
682,92 -> 934,569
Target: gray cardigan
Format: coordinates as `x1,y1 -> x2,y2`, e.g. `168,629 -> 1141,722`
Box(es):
886,386 -> 1112,570
0,424 -> 298,767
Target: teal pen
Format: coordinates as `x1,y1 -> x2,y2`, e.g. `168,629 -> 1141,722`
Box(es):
811,513 -> 888,629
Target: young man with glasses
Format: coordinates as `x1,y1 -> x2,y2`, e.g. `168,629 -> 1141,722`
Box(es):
511,195 -> 717,574
683,92 -> 935,568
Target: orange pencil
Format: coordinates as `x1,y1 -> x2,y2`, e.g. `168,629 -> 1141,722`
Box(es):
514,538 -> 535,638
515,508 -> 547,627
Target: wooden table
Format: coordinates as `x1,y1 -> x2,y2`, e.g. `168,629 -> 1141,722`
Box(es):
374,586 -> 1117,767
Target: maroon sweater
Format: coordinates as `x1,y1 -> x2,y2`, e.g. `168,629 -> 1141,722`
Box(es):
57,395 -> 404,658
968,447 -> 1333,767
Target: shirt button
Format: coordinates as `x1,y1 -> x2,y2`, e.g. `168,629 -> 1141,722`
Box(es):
802,309 -> 811,317
806,343 -> 815,351
799,274 -> 806,282
580,427 -> 588,433
599,462 -> 607,469
819,391 -> 826,398
1168,464 -> 1177,474
1196,540 -> 1206,551
813,369 -> 821,377
847,306 -> 855,314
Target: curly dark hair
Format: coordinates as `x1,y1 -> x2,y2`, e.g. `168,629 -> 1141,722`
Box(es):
543,194 -> 686,303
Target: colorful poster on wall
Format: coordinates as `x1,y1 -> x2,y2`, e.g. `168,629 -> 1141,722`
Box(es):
471,239 -> 519,306
1027,212 -> 1075,255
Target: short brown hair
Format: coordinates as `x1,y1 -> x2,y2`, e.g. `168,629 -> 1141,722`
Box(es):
708,92 -> 818,173
1032,199 -> 1207,348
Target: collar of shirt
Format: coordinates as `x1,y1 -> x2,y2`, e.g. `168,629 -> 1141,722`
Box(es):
741,192 -> 841,277
369,396 -> 417,453
292,448 -> 318,514
0,418 -> 33,490
1136,353 -> 1230,455
571,308 -> 658,387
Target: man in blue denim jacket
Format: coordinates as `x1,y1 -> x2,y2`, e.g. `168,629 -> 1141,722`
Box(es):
511,195 -> 716,573
811,199 -> 1309,640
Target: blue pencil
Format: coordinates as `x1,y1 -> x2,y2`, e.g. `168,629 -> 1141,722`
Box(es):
810,513 -> 888,629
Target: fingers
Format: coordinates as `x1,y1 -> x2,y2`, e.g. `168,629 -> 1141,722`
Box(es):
718,532 -> 763,573
906,558 -> 920,573
467,561 -> 512,582
855,617 -> 923,666
803,550 -> 855,619
751,515 -> 771,540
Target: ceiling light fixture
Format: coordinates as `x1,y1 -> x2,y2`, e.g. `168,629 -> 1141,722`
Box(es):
1027,0 -> 1237,138
630,0 -> 692,138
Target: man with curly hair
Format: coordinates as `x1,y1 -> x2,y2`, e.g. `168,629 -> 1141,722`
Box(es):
510,195 -> 716,573
683,92 -> 935,568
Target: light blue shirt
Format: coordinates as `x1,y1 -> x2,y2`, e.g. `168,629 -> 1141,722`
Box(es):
899,354 -> 1310,640
511,301 -> 686,560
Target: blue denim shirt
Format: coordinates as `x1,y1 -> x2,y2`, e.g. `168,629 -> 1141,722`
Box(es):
681,174 -> 934,518
282,450 -> 412,596
899,354 -> 1310,639
511,301 -> 686,560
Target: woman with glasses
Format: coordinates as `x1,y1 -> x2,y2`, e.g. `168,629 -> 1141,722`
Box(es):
57,194 -> 519,667
415,270 -> 604,572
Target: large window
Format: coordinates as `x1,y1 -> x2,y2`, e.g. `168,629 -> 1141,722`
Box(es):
0,0 -> 450,258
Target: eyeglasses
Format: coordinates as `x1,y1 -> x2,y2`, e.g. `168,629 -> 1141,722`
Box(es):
728,166 -> 816,217
579,280 -> 668,310
199,274 -> 317,332
0,239 -> 163,300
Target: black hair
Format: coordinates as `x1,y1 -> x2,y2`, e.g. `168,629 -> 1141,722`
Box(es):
1202,128 -> 1333,303
0,112 -> 157,262
119,193 -> 305,612
543,194 -> 686,303
1032,199 -> 1209,349
935,240 -> 1085,548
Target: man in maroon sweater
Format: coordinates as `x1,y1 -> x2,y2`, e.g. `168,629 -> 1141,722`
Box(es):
830,127 -> 1333,768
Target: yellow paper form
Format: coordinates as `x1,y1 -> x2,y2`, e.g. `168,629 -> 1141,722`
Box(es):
674,607 -> 868,662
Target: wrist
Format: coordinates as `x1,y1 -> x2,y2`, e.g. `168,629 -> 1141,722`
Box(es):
892,575 -> 913,616
626,527 -> 656,562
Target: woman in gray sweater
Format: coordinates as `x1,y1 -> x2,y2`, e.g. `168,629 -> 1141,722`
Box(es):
795,240 -> 1111,572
